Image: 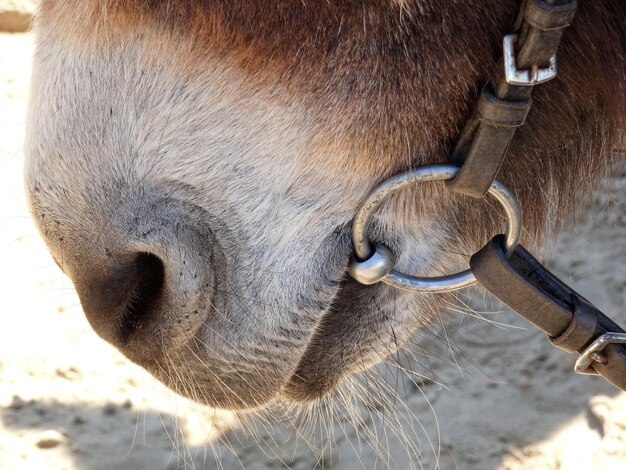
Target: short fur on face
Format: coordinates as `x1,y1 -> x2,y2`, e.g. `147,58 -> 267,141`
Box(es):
25,0 -> 625,408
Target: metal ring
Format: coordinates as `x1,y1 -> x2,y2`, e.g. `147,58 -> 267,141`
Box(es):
349,164 -> 522,292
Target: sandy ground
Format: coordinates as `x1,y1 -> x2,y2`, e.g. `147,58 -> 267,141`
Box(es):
1,32 -> 626,470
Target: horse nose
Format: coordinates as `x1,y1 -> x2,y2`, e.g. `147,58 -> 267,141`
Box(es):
74,252 -> 166,349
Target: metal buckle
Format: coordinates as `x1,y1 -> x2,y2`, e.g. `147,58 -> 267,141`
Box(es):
503,34 -> 557,86
575,332 -> 626,375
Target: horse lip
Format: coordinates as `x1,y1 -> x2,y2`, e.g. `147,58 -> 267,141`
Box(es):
280,288 -> 351,402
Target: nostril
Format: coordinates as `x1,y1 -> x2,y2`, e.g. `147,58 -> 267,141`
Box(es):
116,252 -> 165,344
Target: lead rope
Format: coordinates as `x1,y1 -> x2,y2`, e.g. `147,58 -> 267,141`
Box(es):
348,0 -> 626,391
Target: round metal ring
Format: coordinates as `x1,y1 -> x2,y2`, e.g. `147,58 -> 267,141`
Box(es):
349,164 -> 522,293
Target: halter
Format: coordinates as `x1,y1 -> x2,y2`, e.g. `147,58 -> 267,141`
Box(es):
348,0 -> 626,391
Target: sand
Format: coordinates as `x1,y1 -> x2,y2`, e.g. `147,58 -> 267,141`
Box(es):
1,32 -> 625,470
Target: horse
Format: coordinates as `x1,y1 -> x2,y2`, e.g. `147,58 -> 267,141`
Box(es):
24,0 -> 625,417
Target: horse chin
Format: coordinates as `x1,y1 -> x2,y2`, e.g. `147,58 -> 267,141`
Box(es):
282,278 -> 439,404
127,273 -> 429,410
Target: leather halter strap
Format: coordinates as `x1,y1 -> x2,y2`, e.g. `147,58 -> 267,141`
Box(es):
471,237 -> 626,391
450,0 -> 626,390
448,0 -> 577,197
349,0 -> 626,391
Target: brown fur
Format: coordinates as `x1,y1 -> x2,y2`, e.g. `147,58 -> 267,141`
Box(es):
38,0 -> 625,240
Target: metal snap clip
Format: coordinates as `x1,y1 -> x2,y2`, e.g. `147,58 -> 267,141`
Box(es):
575,333 -> 626,375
